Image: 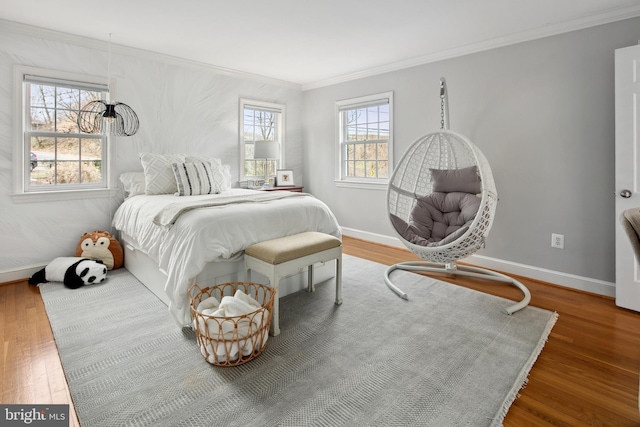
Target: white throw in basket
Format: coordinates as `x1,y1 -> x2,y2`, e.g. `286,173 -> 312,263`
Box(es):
189,282 -> 275,367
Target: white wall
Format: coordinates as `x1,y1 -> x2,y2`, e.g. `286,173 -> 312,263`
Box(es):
0,22 -> 302,276
302,17 -> 640,293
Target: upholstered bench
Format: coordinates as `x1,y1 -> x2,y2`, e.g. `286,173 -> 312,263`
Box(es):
244,232 -> 343,336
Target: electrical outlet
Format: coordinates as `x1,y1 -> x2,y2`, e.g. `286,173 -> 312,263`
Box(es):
551,233 -> 564,249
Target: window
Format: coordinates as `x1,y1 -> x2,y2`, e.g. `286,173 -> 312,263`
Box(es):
240,99 -> 285,182
13,66 -> 113,201
336,92 -> 393,188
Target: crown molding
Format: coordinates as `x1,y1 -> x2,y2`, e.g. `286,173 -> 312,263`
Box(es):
0,19 -> 301,90
301,4 -> 640,91
3,2 -> 639,94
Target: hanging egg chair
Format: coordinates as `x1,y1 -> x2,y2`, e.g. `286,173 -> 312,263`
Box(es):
385,78 -> 530,315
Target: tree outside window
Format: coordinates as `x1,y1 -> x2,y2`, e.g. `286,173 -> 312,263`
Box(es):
337,92 -> 393,186
26,76 -> 107,189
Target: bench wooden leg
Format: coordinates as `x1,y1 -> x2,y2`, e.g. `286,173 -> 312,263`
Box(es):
307,265 -> 314,293
335,255 -> 343,305
270,284 -> 280,336
246,265 -> 280,337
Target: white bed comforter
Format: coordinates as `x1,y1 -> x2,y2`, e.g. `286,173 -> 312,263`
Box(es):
112,189 -> 341,326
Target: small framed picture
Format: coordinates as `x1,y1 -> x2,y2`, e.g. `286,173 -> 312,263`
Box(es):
276,169 -> 294,186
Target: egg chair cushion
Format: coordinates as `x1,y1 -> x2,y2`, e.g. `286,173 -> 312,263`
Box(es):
430,166 -> 481,194
390,192 -> 481,247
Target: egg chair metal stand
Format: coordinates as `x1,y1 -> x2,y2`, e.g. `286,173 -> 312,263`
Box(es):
384,79 -> 530,315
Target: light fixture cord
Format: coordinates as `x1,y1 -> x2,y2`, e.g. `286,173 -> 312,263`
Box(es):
107,33 -> 112,94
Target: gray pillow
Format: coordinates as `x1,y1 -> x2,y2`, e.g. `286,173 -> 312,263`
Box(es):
430,166 -> 481,194
390,192 -> 481,247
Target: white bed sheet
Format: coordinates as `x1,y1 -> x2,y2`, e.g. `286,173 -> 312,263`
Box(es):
112,188 -> 342,326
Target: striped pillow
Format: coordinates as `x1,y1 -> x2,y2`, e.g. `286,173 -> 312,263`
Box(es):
171,162 -> 219,196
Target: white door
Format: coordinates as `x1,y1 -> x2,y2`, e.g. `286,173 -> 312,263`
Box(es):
615,43 -> 640,313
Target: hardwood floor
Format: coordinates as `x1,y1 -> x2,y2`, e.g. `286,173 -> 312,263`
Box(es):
0,274 -> 80,427
1,235 -> 639,426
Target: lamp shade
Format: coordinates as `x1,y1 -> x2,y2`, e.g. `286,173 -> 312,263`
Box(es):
254,141 -> 280,159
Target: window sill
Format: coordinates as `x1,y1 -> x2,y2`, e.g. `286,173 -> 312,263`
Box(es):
334,180 -> 388,191
11,188 -> 119,204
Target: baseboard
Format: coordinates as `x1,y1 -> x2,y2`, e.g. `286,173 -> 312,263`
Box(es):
462,254 -> 615,297
4,229 -> 616,298
341,227 -> 406,249
0,264 -> 46,285
340,227 -> 616,297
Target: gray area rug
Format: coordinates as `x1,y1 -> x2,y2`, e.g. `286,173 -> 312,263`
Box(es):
39,255 -> 557,427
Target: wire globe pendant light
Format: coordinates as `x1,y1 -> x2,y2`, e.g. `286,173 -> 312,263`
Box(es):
78,100 -> 139,136
77,34 -> 139,137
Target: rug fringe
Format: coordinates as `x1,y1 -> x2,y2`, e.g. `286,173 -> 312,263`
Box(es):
492,311 -> 559,427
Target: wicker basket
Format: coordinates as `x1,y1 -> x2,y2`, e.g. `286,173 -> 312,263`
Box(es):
189,282 -> 275,367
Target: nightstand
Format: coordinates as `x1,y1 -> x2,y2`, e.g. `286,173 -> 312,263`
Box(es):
259,186 -> 304,193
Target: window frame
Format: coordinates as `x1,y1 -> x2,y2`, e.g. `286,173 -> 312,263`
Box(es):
12,66 -> 116,203
239,98 -> 285,183
335,91 -> 393,190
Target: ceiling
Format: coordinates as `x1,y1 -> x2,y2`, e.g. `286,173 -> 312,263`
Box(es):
2,0 -> 640,88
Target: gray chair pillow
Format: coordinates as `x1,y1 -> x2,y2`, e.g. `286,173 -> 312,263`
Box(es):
430,165 -> 481,194
390,192 -> 481,247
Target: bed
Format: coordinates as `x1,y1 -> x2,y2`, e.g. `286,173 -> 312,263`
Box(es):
113,155 -> 342,327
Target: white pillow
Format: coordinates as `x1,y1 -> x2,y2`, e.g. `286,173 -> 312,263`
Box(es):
119,172 -> 146,197
140,153 -> 186,195
185,155 -> 222,168
214,164 -> 232,191
172,162 -> 219,196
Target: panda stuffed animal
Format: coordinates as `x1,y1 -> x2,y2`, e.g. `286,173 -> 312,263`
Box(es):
29,257 -> 107,289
